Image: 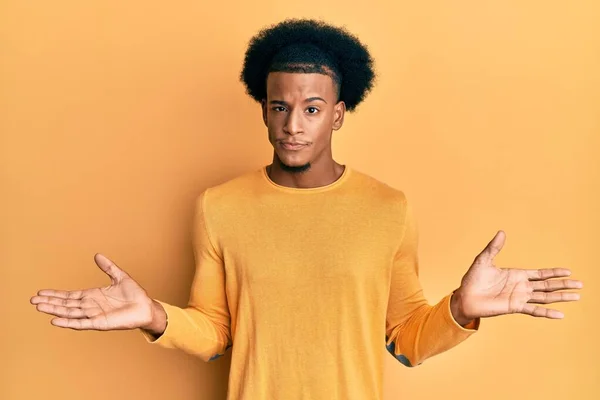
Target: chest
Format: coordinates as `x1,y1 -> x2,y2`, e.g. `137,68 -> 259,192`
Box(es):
219,202 -> 399,291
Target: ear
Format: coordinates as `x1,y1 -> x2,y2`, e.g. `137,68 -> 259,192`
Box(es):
332,101 -> 346,131
261,99 -> 268,127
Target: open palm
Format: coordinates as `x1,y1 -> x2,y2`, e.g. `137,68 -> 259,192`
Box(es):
30,254 -> 154,330
457,231 -> 583,320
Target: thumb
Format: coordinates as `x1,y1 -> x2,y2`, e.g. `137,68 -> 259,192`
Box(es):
94,253 -> 128,284
476,230 -> 506,264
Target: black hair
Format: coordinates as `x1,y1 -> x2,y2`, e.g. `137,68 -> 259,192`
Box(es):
240,18 -> 376,112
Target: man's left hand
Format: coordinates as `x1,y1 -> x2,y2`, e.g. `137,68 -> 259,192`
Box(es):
450,230 -> 583,326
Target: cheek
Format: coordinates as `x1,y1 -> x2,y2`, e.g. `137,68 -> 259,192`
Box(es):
314,109 -> 334,128
267,125 -> 282,147
267,128 -> 275,144
313,117 -> 333,141
266,114 -> 285,138
267,119 -> 278,135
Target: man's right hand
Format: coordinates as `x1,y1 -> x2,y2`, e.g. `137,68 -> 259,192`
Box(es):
30,253 -> 167,335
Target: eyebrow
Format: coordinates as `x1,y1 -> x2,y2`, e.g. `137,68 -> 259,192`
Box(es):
269,97 -> 328,105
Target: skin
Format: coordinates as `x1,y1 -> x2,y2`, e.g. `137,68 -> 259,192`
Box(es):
261,71 -> 346,189
29,70 -> 582,335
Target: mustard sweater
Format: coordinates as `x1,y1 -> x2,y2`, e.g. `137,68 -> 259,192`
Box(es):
141,165 -> 479,399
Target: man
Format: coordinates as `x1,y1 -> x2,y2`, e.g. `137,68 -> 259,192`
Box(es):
30,19 -> 582,399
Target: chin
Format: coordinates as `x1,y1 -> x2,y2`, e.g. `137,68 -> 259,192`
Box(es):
278,157 -> 311,173
281,157 -> 307,166
277,150 -> 306,165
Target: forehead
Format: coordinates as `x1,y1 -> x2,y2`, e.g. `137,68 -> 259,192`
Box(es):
266,72 -> 336,99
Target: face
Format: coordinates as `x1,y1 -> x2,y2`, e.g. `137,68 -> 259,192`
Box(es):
262,72 -> 345,171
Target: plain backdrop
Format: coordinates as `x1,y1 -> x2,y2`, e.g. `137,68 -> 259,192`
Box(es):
1,1 -> 599,399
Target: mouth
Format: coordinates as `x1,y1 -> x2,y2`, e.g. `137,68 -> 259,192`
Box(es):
279,142 -> 308,151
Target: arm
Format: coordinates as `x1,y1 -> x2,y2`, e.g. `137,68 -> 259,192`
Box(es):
140,189 -> 232,362
385,196 -> 479,367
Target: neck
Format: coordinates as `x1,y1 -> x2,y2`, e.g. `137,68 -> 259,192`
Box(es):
267,157 -> 345,189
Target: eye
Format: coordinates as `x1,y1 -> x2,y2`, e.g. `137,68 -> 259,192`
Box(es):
306,107 -> 319,114
272,106 -> 287,112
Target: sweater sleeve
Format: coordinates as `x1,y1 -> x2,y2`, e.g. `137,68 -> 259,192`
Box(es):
139,189 -> 232,362
385,196 -> 479,367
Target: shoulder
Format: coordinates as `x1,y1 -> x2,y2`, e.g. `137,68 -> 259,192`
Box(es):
348,167 -> 408,206
194,167 -> 264,213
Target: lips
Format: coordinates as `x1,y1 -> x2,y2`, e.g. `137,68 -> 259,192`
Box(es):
280,142 -> 307,150
281,141 -> 307,145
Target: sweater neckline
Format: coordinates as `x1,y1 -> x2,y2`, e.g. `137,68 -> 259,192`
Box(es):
261,164 -> 351,193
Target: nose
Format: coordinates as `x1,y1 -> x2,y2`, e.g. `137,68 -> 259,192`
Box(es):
283,107 -> 303,135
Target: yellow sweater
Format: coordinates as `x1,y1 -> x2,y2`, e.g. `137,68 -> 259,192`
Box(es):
141,165 -> 479,399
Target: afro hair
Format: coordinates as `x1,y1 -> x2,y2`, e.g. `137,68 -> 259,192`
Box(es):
240,18 -> 376,112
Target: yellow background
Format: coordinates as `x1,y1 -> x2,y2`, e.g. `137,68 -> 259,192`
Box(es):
2,1 -> 598,399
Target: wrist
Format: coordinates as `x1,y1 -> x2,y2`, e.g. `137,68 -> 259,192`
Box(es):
142,300 -> 167,336
450,289 -> 474,326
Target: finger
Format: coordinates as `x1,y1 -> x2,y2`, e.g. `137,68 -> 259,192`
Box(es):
528,291 -> 581,304
476,230 -> 505,263
36,303 -> 88,319
531,279 -> 583,292
94,253 -> 128,283
51,318 -> 93,330
35,289 -> 83,300
30,296 -> 83,308
51,315 -> 109,330
527,268 -> 572,281
521,304 -> 564,319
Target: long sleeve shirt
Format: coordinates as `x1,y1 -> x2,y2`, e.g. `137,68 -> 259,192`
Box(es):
140,164 -> 480,399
